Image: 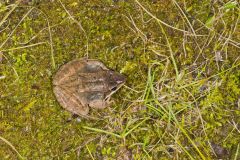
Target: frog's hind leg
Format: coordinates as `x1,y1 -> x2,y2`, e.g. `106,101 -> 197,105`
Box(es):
53,59 -> 86,85
53,86 -> 89,115
89,99 -> 107,109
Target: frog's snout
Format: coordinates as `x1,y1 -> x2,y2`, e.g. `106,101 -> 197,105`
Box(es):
115,73 -> 126,84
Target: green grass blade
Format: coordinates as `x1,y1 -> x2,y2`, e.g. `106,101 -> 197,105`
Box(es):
123,118 -> 150,138
83,126 -> 122,138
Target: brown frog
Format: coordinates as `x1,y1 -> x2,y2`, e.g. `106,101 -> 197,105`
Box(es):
52,59 -> 125,116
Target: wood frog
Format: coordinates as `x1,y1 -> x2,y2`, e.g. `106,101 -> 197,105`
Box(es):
52,59 -> 125,116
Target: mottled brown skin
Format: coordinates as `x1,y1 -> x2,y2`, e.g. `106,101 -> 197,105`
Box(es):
53,59 -> 125,116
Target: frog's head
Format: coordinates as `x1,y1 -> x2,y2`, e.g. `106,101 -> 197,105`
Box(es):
107,70 -> 126,92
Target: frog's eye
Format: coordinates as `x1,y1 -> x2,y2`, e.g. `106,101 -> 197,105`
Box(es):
111,86 -> 117,91
109,70 -> 114,75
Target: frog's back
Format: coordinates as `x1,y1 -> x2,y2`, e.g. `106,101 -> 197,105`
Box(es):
53,59 -> 108,85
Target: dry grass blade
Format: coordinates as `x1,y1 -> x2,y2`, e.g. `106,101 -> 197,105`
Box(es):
179,57 -> 240,89
0,42 -> 47,52
0,136 -> 25,159
47,17 -> 55,69
135,0 -> 191,34
169,134 -> 195,160
0,7 -> 34,49
0,1 -> 20,28
171,0 -> 196,36
86,144 -> 95,160
157,22 -> 179,79
234,144 -> 239,160
196,19 -> 240,48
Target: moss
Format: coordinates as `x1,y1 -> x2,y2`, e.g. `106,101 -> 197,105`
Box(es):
0,0 -> 239,159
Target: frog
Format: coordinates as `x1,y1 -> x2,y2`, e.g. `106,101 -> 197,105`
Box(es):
52,58 -> 126,116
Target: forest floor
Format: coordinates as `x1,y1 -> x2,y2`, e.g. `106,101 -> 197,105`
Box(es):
0,0 -> 239,159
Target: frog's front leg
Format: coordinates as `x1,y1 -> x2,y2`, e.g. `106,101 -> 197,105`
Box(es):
89,99 -> 107,109
87,92 -> 108,109
88,95 -> 114,109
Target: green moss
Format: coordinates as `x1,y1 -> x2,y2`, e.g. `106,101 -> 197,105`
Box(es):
0,0 -> 239,159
